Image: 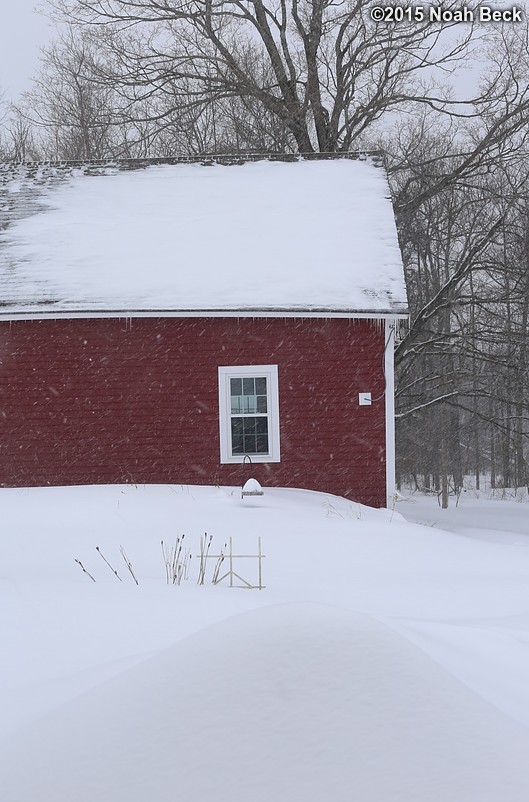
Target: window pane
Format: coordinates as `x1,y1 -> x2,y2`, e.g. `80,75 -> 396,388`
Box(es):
232,435 -> 244,454
231,417 -> 244,454
242,377 -> 255,395
231,378 -> 242,396
256,395 -> 267,413
256,417 -> 268,435
243,418 -> 257,434
231,396 -> 243,414
255,377 -> 267,395
243,435 -> 257,454
231,417 -> 243,435
243,395 -> 257,413
255,435 -> 269,453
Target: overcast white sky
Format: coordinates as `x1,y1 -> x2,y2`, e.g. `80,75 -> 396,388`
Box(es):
0,2 -> 503,105
0,2 -> 54,100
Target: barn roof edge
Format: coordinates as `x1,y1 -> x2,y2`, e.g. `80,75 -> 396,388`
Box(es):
0,308 -> 408,322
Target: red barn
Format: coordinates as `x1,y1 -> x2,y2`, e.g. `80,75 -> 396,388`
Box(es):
0,154 -> 407,507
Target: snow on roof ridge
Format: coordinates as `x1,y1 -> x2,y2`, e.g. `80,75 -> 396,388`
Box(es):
0,151 -> 388,197
0,150 -> 385,171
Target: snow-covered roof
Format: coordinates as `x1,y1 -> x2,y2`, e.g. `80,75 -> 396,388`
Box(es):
0,155 -> 408,318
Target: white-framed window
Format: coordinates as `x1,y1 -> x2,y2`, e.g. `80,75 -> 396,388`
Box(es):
218,365 -> 280,464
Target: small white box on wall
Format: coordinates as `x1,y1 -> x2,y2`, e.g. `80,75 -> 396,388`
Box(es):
359,392 -> 372,406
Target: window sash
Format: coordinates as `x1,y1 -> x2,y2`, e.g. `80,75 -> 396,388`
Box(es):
230,375 -> 268,416
230,414 -> 270,455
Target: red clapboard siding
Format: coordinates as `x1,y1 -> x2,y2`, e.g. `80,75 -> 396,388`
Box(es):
0,317 -> 386,506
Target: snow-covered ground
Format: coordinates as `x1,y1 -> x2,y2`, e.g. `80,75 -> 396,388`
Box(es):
1,484 -> 528,800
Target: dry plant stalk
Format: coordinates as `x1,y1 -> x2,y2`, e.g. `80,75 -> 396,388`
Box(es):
96,546 -> 122,581
74,558 -> 96,582
161,535 -> 191,585
212,543 -> 227,584
197,533 -> 213,585
119,545 -> 139,585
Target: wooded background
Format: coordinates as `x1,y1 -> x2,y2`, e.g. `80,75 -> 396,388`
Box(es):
1,0 -> 528,504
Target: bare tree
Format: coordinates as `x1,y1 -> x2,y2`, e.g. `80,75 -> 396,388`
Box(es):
47,0 -> 485,153
22,30 -> 119,160
0,104 -> 42,161
388,110 -> 529,502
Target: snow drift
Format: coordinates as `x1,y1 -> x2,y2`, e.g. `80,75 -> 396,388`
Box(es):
2,603 -> 529,802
